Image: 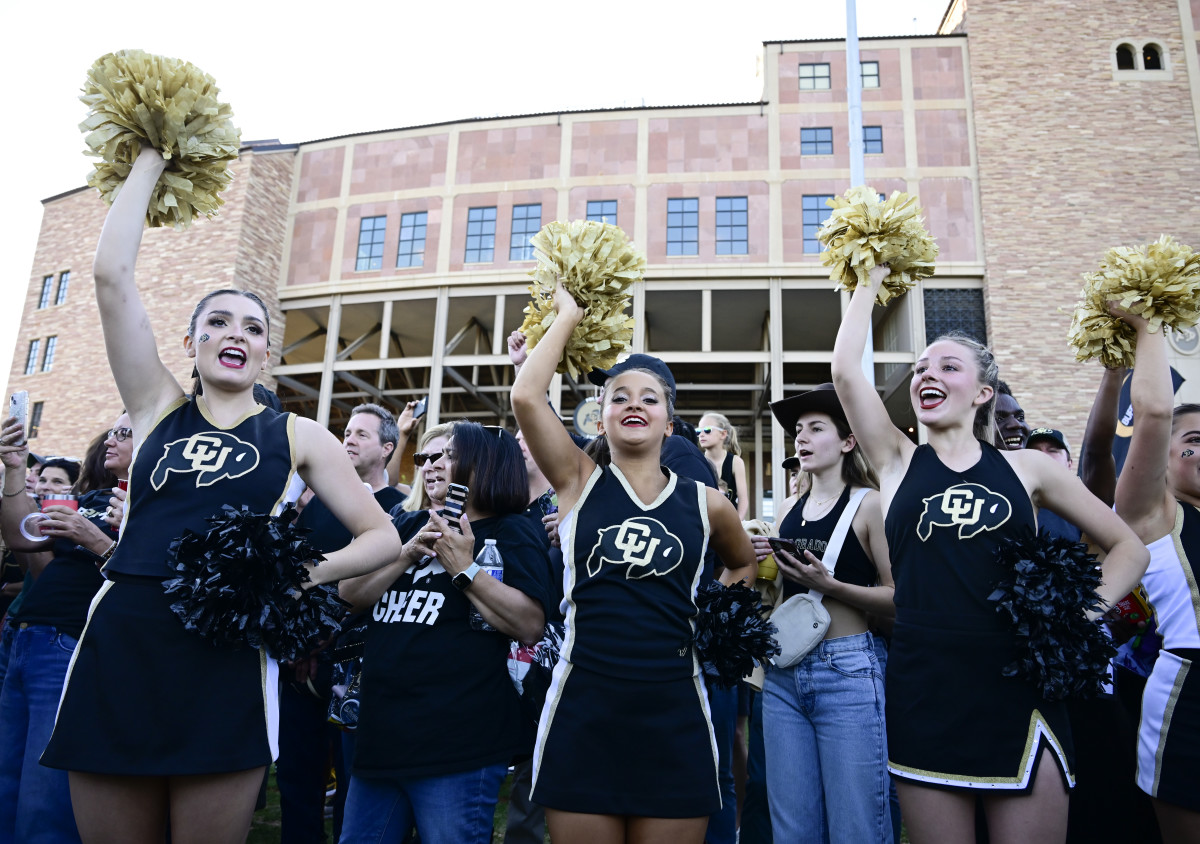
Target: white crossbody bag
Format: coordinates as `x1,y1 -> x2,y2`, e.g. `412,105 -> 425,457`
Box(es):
770,487 -> 870,669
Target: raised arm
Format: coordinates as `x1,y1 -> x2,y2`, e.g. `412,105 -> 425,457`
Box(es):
294,418 -> 403,585
709,490 -> 757,586
384,400 -> 419,488
830,266 -> 913,482
93,146 -> 184,423
510,283 -> 595,508
0,418 -> 42,553
1112,315 -> 1176,541
1079,366 -> 1126,506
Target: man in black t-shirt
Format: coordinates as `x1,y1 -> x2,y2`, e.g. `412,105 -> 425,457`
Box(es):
279,403 -> 405,844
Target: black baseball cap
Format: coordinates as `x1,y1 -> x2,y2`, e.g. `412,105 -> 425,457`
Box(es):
588,354 -> 677,403
781,455 -> 800,470
1027,427 -> 1070,455
769,383 -> 846,437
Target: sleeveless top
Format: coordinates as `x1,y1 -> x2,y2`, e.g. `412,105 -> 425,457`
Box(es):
560,464 -> 710,681
719,452 -> 738,509
777,485 -> 877,601
884,442 -> 1035,629
107,397 -> 298,577
1143,502 -> 1200,651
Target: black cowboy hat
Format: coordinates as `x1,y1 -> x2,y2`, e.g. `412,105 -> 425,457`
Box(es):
769,383 -> 846,437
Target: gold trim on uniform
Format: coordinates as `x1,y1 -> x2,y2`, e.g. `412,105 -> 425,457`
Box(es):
559,467 -> 603,667
888,710 -> 1074,789
194,394 -> 267,431
1171,503 -> 1200,635
530,661 -> 574,795
1151,653 -> 1190,796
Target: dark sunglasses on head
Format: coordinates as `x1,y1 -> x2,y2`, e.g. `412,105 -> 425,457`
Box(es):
481,425 -> 509,438
414,451 -> 444,467
107,427 -> 133,442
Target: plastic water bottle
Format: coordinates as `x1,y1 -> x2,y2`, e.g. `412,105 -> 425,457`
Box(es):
469,539 -> 505,631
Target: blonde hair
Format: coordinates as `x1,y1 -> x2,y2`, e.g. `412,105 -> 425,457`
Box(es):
700,412 -> 742,457
402,422 -> 454,512
930,331 -> 999,444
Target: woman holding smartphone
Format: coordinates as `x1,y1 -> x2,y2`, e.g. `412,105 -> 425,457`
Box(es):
36,146 -> 401,844
339,421 -> 551,844
751,384 -> 895,843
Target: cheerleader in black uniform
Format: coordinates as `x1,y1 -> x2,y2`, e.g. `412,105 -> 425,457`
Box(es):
831,265 -> 1148,844
1110,307 -> 1200,842
511,282 -> 756,844
35,146 -> 401,844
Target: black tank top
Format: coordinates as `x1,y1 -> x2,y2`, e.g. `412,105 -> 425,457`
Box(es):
107,398 -> 298,577
777,485 -> 877,601
884,442 -> 1034,630
720,452 -> 738,508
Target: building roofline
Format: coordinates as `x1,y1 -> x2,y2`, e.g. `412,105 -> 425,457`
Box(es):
761,32 -> 965,45
293,100 -> 768,147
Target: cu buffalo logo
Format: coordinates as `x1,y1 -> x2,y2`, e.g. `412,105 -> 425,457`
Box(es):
150,432 -> 261,490
916,483 -> 1012,540
585,517 -> 685,579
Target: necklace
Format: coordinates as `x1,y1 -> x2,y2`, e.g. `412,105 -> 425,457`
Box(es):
801,487 -> 844,526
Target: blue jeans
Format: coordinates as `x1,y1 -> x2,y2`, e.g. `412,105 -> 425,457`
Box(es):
0,625 -> 81,844
0,621 -> 16,692
763,632 -> 891,844
706,682 -> 737,844
339,763 -> 507,844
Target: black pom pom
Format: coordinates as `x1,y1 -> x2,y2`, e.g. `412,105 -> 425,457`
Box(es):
988,529 -> 1116,701
162,504 -> 349,662
693,581 -> 781,689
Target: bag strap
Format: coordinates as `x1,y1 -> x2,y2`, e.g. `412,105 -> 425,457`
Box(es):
811,487 -> 870,601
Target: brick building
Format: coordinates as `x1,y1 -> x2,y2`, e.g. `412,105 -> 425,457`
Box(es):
9,0 -> 1200,514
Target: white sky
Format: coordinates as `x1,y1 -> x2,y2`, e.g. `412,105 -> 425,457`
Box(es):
0,0 -> 948,389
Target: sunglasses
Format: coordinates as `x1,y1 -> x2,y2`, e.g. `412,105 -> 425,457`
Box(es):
414,451 -> 444,467
698,426 -> 721,435
482,425 -> 509,438
107,427 -> 133,442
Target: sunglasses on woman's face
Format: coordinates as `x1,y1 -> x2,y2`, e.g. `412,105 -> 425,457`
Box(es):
414,451 -> 444,467
698,427 -> 718,435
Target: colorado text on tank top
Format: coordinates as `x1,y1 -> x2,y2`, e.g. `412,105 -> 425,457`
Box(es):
106,397 -> 299,578
558,464 -> 710,681
777,485 -> 877,602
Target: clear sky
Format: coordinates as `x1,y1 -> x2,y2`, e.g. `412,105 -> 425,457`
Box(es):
0,0 -> 949,390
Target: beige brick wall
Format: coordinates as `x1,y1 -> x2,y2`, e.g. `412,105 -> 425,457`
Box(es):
967,0 -> 1200,443
4,148 -> 296,458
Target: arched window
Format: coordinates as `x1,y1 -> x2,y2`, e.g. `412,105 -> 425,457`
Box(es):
1116,43 -> 1136,70
1143,43 -> 1163,70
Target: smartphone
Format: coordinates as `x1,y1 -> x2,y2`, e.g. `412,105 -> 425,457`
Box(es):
766,536 -> 802,558
8,391 -> 28,438
412,397 -> 428,421
441,483 -> 469,534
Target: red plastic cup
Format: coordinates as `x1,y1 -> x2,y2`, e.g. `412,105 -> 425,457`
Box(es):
117,479 -> 128,492
41,493 -> 79,512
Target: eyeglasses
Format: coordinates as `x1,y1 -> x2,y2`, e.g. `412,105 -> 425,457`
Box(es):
482,425 -> 509,438
414,451 -> 444,467
698,427 -> 718,435
107,427 -> 133,443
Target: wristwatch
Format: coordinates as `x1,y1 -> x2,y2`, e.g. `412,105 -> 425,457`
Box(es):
452,562 -> 482,591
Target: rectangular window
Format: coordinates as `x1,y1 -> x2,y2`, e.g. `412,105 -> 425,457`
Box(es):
803,195 -> 835,254
24,339 -> 40,375
864,125 -> 883,154
801,127 -> 834,156
798,63 -> 831,90
666,198 -> 699,256
510,204 -> 542,261
28,402 -> 43,440
355,215 -> 387,271
55,271 -> 70,306
37,276 -> 53,309
715,197 -> 748,255
41,336 -> 57,372
586,200 -> 618,225
861,61 -> 880,89
396,212 -> 428,268
465,206 -> 497,263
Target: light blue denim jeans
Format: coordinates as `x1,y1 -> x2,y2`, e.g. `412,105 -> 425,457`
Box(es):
0,624 -> 82,844
763,632 -> 892,844
339,763 -> 507,844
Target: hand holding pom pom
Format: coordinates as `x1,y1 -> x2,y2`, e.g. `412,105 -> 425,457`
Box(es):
693,581 -> 781,689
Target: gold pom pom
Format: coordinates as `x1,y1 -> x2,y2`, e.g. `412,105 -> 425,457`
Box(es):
518,221 -> 644,380
1067,235 -> 1200,368
80,50 -> 241,229
817,186 -> 939,305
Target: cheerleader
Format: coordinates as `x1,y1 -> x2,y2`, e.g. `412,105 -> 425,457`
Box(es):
511,281 -> 756,844
38,146 -> 401,844
1111,306 -> 1200,842
831,265 -> 1147,844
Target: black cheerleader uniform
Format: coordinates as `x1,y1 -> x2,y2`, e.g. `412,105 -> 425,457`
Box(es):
883,443 -> 1074,791
43,397 -> 297,775
531,464 -> 721,817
